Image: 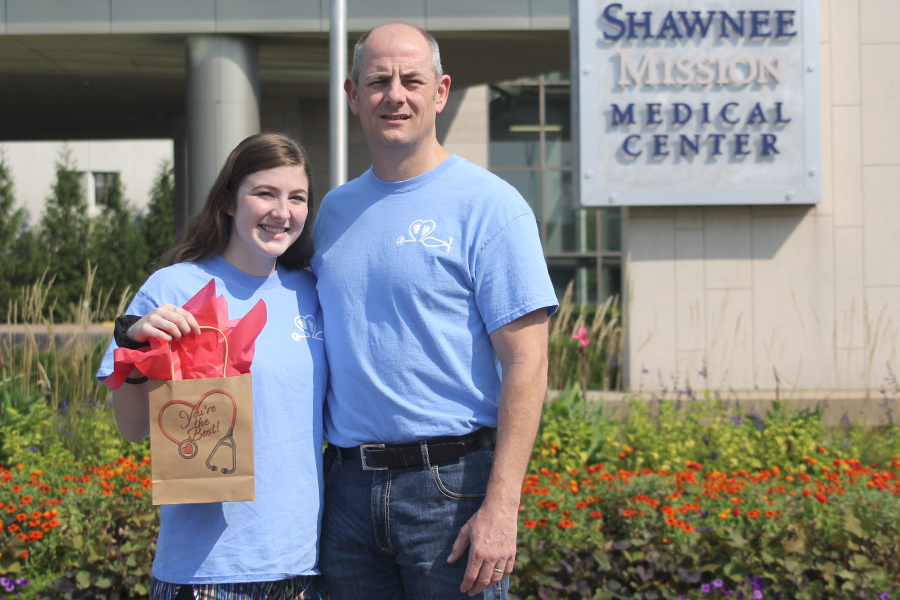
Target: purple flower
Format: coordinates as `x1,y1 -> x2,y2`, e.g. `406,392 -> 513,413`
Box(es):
14,579 -> 27,587
879,594 -> 889,600
714,579 -> 723,588
702,583 -> 711,593
0,579 -> 8,588
753,591 -> 763,599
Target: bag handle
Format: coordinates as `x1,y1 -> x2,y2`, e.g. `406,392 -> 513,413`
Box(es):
167,325 -> 229,380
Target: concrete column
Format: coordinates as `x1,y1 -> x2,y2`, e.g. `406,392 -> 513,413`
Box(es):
171,117 -> 189,239
186,35 -> 260,219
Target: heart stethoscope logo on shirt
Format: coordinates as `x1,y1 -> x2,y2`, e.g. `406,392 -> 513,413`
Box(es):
292,315 -> 323,341
396,219 -> 453,253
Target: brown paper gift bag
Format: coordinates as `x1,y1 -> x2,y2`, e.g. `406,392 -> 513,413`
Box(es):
147,326 -> 255,505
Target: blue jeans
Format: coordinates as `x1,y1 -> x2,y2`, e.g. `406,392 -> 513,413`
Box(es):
319,443 -> 509,600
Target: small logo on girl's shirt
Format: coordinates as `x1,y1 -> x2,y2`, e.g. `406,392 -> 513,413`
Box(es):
292,315 -> 324,341
396,219 -> 453,253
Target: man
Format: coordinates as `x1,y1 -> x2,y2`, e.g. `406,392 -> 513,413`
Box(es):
310,22 -> 557,599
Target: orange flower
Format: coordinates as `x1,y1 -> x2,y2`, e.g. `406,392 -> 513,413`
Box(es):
6,524 -> 18,533
5,504 -> 16,513
32,469 -> 42,476
557,518 -> 575,529
15,513 -> 26,522
11,485 -> 22,493
524,520 -> 536,529
133,491 -> 142,498
765,510 -> 777,518
682,524 -> 695,533
59,487 -> 70,493
536,518 -> 549,528
747,510 -> 761,519
814,491 -> 827,504
20,496 -> 32,504
76,487 -> 86,494
591,511 -> 603,518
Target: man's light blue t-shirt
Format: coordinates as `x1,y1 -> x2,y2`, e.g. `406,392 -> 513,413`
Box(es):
97,256 -> 326,584
311,155 -> 558,447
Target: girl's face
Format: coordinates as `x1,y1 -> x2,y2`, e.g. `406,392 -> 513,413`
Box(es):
221,164 -> 309,277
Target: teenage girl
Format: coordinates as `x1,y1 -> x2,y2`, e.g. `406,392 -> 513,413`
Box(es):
97,133 -> 326,600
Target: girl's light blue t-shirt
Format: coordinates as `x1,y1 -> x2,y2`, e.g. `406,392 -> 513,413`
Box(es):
97,256 -> 326,584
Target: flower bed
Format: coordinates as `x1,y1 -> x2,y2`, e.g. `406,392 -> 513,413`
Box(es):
511,386 -> 900,600
0,457 -> 156,599
514,455 -> 900,599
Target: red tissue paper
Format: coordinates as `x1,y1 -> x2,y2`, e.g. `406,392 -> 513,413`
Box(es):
104,279 -> 267,390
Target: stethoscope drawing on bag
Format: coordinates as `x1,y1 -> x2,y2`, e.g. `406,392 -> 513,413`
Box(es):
157,326 -> 238,475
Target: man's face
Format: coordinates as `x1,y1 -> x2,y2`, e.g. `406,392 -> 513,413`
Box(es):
345,24 -> 450,155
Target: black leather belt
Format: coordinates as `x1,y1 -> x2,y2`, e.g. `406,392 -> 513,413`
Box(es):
337,427 -> 496,470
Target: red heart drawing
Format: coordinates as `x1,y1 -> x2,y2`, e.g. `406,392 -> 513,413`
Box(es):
158,389 -> 236,459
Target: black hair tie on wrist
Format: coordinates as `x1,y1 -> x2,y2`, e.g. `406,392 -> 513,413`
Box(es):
114,315 -> 150,350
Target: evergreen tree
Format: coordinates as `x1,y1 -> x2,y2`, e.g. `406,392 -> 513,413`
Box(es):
39,149 -> 91,321
91,173 -> 147,318
0,152 -> 27,319
141,160 -> 175,272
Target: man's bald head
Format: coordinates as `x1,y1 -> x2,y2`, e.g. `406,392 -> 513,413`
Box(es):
351,22 -> 443,86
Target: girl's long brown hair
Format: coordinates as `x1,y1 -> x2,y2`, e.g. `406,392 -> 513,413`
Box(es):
164,133 -> 315,270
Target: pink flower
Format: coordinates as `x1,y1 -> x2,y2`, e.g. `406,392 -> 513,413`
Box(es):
571,327 -> 589,347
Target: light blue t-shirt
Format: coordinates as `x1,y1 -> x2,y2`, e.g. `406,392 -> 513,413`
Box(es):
97,256 -> 326,584
311,155 -> 557,447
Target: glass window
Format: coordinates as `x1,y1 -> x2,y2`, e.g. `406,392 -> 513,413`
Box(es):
489,85 -> 541,168
93,172 -> 118,206
601,259 -> 622,301
544,86 -> 572,168
600,208 -> 622,252
547,257 -> 598,305
490,74 -> 621,306
543,170 -> 577,253
585,208 -> 597,251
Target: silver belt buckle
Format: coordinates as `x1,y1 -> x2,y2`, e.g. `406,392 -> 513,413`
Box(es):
359,443 -> 387,470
